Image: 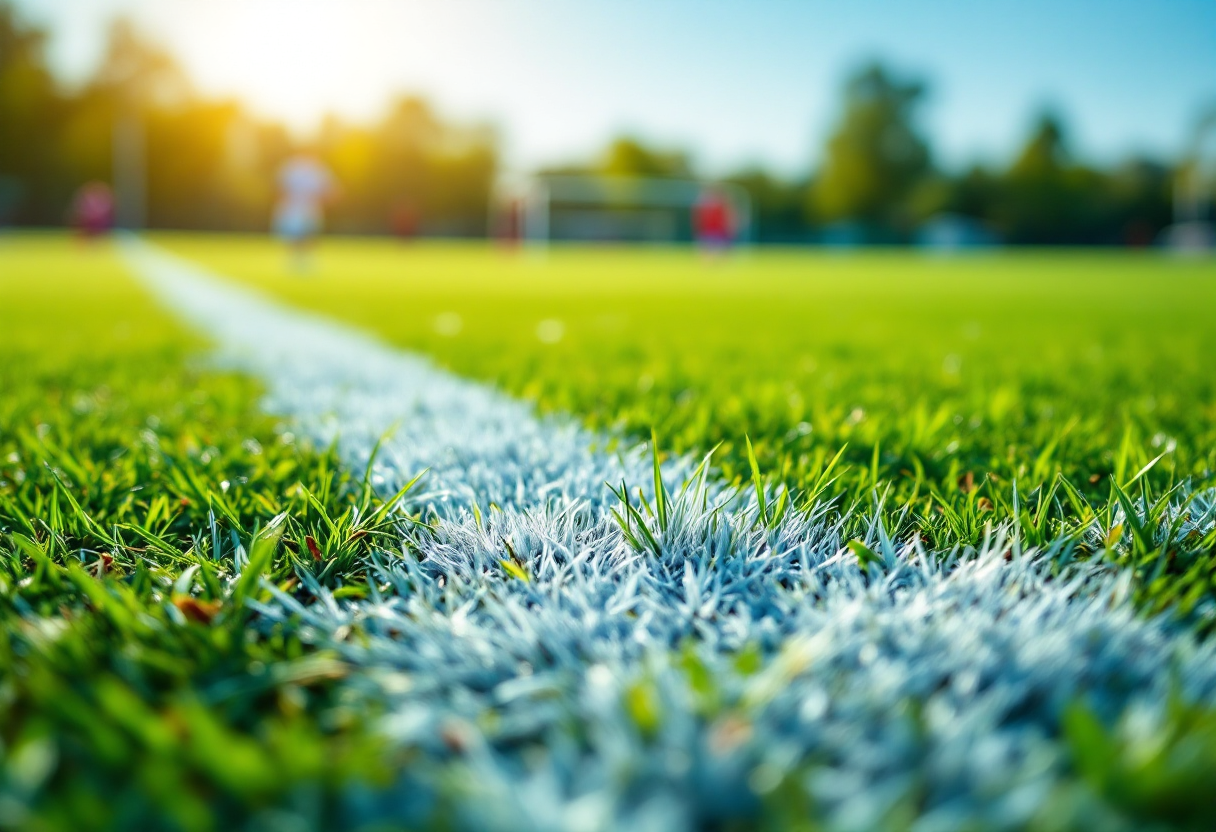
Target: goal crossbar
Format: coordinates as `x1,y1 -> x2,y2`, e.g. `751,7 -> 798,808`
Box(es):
491,173 -> 752,245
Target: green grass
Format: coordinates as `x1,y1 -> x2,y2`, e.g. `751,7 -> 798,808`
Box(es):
0,236 -> 403,831
156,233 -> 1216,621
4,233 -> 1216,830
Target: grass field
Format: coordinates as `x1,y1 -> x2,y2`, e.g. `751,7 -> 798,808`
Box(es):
0,237 -> 401,829
158,234 -> 1216,620
3,232 -> 1216,831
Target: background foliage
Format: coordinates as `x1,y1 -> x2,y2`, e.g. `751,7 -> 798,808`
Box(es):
1,4 -> 1205,243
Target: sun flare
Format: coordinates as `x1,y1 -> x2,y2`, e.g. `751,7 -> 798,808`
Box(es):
180,1 -> 377,128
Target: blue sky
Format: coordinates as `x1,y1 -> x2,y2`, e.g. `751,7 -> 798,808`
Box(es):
15,0 -> 1216,175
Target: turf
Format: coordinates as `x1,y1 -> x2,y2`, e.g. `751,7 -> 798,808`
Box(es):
111,237 -> 1216,832
0,236 -> 402,831
154,234 -> 1216,621
4,233 -> 1216,831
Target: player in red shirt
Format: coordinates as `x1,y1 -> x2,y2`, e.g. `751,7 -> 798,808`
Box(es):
71,182 -> 115,240
694,186 -> 734,253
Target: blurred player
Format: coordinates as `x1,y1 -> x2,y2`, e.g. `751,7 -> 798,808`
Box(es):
70,181 -> 115,240
274,151 -> 335,270
694,186 -> 734,255
390,198 -> 420,240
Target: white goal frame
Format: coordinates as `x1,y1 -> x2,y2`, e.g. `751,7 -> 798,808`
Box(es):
491,173 -> 752,246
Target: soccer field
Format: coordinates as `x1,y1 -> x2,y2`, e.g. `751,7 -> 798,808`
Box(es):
3,233 -> 1216,831
158,233 -> 1216,614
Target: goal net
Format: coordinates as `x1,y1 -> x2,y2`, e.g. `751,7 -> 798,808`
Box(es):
491,173 -> 751,246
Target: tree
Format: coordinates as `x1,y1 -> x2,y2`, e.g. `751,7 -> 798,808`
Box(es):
996,112 -> 1106,244
0,4 -> 65,222
322,97 -> 498,236
726,168 -> 809,242
599,137 -> 691,178
1104,158 -> 1172,245
90,19 -> 191,107
809,63 -> 931,235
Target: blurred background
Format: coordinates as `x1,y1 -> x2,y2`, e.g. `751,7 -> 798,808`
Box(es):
1,0 -> 1214,247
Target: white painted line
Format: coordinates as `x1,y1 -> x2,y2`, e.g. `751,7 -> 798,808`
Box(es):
120,238 -> 673,518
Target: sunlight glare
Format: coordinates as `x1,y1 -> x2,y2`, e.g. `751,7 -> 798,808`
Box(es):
180,0 -> 384,129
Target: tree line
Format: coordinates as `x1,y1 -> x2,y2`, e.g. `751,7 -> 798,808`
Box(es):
0,5 -> 1206,243
767,64 -> 1197,245
580,66 -> 1193,246
0,9 -> 496,236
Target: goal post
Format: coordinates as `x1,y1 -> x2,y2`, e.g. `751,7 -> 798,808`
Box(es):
490,173 -> 752,246
1163,108 -> 1216,252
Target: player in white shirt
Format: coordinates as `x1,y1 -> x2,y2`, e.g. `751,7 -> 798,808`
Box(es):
273,152 -> 335,269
